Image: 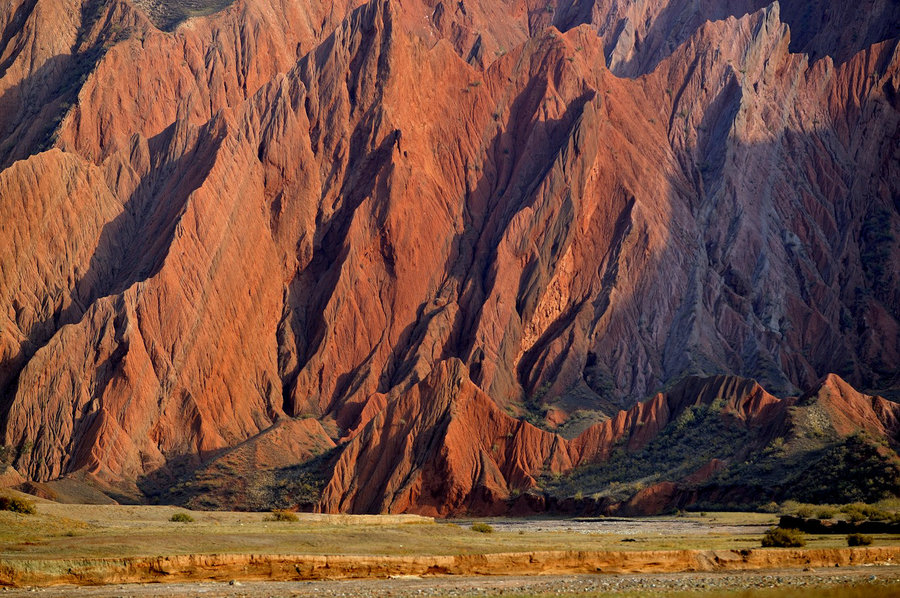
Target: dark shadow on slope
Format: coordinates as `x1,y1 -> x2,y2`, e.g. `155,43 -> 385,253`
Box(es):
279,127 -> 401,417
138,441 -> 340,511
0,116 -> 225,442
277,0 -> 400,417
0,0 -> 39,80
0,0 -> 136,169
552,0 -> 900,76
373,89 -> 598,403
0,54 -> 84,169
444,91 -> 598,379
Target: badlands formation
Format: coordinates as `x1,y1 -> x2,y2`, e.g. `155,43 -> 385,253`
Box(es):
0,0 -> 898,514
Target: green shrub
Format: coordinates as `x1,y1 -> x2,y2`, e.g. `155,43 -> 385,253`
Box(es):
847,533 -> 873,547
0,495 -> 36,514
170,512 -> 194,523
869,508 -> 891,521
840,502 -> 891,522
762,527 -> 806,548
842,505 -> 867,523
796,505 -> 815,518
816,507 -> 837,519
759,501 -> 780,513
266,509 -> 299,522
542,400 -> 749,500
790,433 -> 900,504
471,522 -> 494,533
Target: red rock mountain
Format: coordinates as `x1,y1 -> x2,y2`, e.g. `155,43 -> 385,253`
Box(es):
0,0 -> 898,513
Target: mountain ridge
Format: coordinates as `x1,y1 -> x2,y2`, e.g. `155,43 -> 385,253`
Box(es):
0,0 -> 898,513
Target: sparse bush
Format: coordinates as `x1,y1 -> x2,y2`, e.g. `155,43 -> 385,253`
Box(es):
796,505 -> 815,518
846,509 -> 866,523
0,494 -> 36,514
471,522 -> 494,533
759,501 -> 780,513
841,503 -> 869,523
839,502 -> 890,523
762,527 -> 806,548
816,507 -> 837,519
862,505 -> 889,521
847,533 -> 873,547
266,509 -> 299,522
170,512 -> 194,523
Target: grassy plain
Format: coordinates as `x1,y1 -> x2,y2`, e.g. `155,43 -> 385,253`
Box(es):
2,494 -> 900,561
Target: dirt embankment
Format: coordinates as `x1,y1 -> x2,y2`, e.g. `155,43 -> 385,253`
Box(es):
2,547 -> 898,588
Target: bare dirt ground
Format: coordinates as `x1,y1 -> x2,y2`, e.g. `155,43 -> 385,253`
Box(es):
466,515 -> 776,537
2,566 -> 899,597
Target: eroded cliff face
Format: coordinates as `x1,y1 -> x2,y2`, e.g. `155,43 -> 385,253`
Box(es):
318,360 -> 900,515
547,0 -> 900,75
0,0 -> 898,511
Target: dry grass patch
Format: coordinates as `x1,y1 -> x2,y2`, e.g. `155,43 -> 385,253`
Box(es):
0,494 -> 35,514
3,505 -> 899,561
266,509 -> 299,522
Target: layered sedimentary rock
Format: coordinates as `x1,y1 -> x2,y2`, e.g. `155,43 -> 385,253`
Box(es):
319,361 -> 900,515
0,0 -> 898,512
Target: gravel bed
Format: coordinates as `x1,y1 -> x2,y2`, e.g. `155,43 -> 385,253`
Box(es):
3,565 -> 899,597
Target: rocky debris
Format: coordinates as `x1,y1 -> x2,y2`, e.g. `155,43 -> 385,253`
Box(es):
4,568 -> 900,596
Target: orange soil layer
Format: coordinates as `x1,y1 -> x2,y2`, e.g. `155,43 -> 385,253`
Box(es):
1,547 -> 898,588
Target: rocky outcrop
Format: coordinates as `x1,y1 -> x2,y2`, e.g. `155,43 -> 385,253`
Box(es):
319,359 -> 574,515
319,363 -> 900,514
550,0 -> 900,75
0,0 -> 898,512
0,465 -> 24,488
